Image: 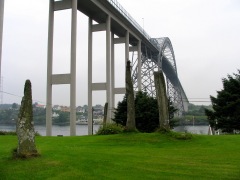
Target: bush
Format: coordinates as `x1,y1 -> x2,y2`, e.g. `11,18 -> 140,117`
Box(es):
157,129 -> 193,140
96,123 -> 124,135
0,131 -> 17,135
0,131 -> 41,136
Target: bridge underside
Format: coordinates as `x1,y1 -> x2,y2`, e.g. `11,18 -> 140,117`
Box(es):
44,0 -> 188,136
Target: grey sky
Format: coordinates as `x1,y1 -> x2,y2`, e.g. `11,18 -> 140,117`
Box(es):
1,0 -> 240,106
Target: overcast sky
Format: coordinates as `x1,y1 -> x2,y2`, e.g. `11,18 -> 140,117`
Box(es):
1,0 -> 240,107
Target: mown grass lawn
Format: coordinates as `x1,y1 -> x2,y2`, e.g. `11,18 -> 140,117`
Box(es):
0,133 -> 240,179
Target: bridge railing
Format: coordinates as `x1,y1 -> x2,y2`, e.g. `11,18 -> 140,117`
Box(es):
107,0 -> 160,50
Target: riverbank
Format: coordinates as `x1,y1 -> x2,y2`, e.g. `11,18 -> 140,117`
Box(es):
0,133 -> 240,179
0,124 -> 100,136
0,124 -> 209,136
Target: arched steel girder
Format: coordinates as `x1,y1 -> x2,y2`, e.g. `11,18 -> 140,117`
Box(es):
132,37 -> 189,115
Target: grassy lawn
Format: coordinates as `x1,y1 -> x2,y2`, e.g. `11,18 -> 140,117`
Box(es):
0,133 -> 240,179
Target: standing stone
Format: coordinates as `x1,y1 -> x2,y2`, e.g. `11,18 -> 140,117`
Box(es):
103,102 -> 108,127
154,71 -> 170,130
126,61 -> 136,130
16,80 -> 38,157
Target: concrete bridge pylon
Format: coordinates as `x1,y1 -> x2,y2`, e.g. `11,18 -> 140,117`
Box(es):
0,0 -> 5,98
46,0 -> 77,136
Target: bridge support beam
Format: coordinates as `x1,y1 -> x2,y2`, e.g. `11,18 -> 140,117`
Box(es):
46,0 -> 77,136
106,15 -> 112,123
110,31 -> 131,115
0,0 -> 4,90
70,0 -> 77,136
46,0 -> 54,136
88,15 -> 113,134
111,32 -> 115,118
88,18 -> 93,135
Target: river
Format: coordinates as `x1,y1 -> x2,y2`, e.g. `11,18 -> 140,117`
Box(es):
0,124 -> 209,136
0,124 -> 101,136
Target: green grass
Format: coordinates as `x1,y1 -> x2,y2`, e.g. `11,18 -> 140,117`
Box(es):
0,133 -> 240,179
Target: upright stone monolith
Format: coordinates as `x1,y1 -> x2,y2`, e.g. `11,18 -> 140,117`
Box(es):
126,61 -> 135,130
154,71 -> 170,130
16,80 -> 38,157
103,102 -> 108,127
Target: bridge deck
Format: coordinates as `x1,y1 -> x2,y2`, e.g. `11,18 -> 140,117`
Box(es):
77,0 -> 188,108
77,0 -> 159,57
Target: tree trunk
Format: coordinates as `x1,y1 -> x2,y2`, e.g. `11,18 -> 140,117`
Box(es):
126,61 -> 135,130
154,71 -> 170,130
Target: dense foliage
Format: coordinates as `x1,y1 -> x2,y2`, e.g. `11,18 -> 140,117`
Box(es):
96,124 -> 124,135
113,91 -> 177,132
205,70 -> 240,133
0,103 -> 46,125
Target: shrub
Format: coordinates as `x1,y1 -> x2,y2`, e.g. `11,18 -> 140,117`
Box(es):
96,123 -> 124,135
0,131 -> 41,136
157,129 -> 193,140
0,131 -> 17,135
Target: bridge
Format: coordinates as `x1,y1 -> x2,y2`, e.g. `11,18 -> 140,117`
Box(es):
0,0 -> 188,136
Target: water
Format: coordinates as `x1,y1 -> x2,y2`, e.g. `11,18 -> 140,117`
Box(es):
1,124 -> 209,135
0,124 -> 100,136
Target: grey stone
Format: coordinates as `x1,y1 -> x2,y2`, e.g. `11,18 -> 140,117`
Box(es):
154,71 -> 170,130
16,80 -> 38,157
126,61 -> 136,130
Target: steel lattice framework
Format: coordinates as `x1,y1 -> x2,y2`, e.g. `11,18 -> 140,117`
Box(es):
132,37 -> 188,115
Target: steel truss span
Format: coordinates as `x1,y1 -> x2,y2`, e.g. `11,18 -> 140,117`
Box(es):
132,37 -> 188,115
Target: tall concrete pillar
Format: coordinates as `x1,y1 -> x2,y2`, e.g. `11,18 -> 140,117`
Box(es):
46,0 -> 54,136
46,0 -> 77,136
0,0 -> 4,89
111,32 -> 115,118
88,18 -> 93,135
106,15 -> 112,123
137,40 -> 142,91
70,0 -> 77,136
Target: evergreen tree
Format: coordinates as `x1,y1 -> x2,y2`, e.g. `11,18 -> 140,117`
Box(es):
113,95 -> 127,126
168,99 -> 178,128
135,91 -> 159,132
113,91 -> 177,132
205,70 -> 240,133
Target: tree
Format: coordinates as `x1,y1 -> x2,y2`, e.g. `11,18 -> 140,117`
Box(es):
168,99 -> 178,128
205,70 -> 240,133
113,91 -> 179,132
54,111 -> 69,125
113,91 -> 158,132
12,103 -> 18,110
113,95 -> 127,126
135,91 -> 159,132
